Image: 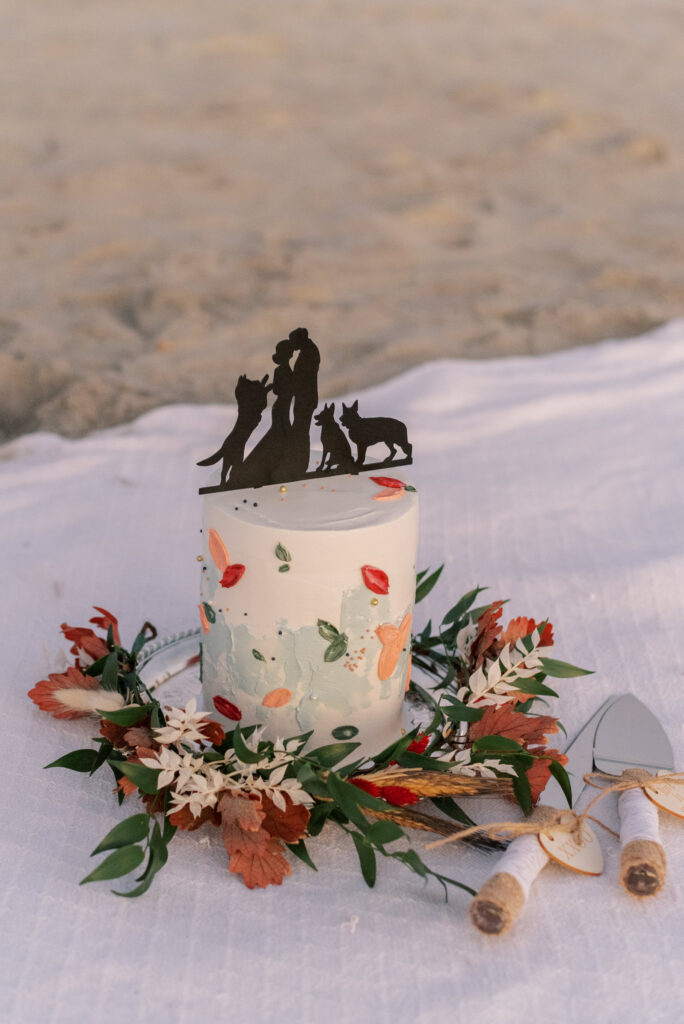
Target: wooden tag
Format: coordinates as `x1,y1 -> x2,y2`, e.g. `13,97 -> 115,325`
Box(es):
645,779 -> 684,819
538,821 -> 603,875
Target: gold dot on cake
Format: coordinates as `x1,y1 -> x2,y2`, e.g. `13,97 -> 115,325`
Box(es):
401,728 -> 406,736
196,555 -> 203,562
279,485 -> 287,493
371,598 -> 379,606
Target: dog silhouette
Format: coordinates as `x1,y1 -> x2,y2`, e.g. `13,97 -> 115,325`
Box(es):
340,399 -> 412,467
314,402 -> 356,473
197,374 -> 271,486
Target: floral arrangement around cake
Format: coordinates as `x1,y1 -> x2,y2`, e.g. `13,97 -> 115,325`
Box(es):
29,572 -> 589,898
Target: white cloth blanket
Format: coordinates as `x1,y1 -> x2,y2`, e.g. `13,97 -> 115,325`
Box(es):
2,322 -> 684,1024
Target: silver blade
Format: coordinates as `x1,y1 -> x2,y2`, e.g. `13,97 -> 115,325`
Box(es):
593,694 -> 675,776
539,697 -> 617,808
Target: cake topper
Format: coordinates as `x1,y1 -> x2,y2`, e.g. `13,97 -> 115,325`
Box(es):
197,328 -> 412,493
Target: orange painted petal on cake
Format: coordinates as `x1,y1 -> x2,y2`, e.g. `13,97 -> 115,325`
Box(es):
208,529 -> 230,573
373,487 -> 405,502
198,603 -> 211,635
376,613 -> 412,680
262,688 -> 292,708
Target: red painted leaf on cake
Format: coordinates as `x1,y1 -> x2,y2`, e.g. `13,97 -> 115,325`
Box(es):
262,688 -> 292,708
370,476 -> 405,489
220,563 -> 245,589
207,528 -> 230,573
375,613 -> 412,681
361,565 -> 390,595
213,695 -> 242,721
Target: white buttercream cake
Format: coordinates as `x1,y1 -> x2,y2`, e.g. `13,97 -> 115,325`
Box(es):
199,472 -> 418,756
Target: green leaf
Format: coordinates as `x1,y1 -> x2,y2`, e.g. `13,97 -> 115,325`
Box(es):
430,797 -> 476,827
404,484 -> 417,493
331,724 -> 359,741
325,774 -> 374,831
202,601 -> 216,624
91,814 -> 151,855
97,704 -> 151,726
278,564 -> 290,573
441,586 -> 487,626
100,652 -> 120,692
365,820 -> 404,846
231,725 -> 264,764
84,654 -> 109,677
512,767 -> 533,816
44,748 -> 100,773
351,831 -> 377,888
306,741 -> 360,769
415,565 -> 443,603
548,758 -> 573,808
112,760 -> 160,794
471,735 -> 525,755
90,739 -> 114,774
324,634 -> 348,662
287,840 -> 317,871
539,657 -> 593,678
306,801 -> 333,836
317,619 -> 339,642
275,543 -> 292,562
441,699 -> 485,723
393,847 -> 428,877
80,844 -> 145,885
252,649 -> 266,662
506,677 -> 559,698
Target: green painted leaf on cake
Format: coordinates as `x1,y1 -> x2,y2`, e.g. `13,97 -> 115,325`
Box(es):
324,634 -> 348,662
202,601 -> 216,624
278,564 -> 290,573
317,619 -> 340,642
331,725 -> 359,741
252,649 -> 266,662
275,543 -> 292,562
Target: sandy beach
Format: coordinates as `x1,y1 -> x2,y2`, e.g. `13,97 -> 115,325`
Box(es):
1,0 -> 683,442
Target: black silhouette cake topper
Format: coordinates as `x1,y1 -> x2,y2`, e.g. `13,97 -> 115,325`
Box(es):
197,328 -> 412,494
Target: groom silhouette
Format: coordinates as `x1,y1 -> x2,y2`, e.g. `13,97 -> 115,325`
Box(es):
287,327 -> 320,479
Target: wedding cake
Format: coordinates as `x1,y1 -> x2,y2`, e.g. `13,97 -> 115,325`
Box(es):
197,328 -> 417,755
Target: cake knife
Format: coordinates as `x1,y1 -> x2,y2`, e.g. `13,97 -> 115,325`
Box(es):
469,696 -> 617,934
592,693 -> 674,896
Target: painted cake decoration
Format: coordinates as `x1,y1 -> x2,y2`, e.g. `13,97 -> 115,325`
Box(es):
197,328 -> 413,493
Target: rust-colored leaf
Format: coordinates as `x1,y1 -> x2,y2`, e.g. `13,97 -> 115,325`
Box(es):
168,804 -> 220,831
208,529 -> 230,573
260,794 -> 310,844
470,600 -> 505,669
527,749 -> 568,804
469,704 -> 560,750
228,841 -> 292,889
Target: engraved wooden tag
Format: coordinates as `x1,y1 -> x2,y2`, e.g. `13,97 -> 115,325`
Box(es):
645,779 -> 684,819
538,821 -> 603,875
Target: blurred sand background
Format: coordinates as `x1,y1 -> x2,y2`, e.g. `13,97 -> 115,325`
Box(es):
1,0 -> 683,442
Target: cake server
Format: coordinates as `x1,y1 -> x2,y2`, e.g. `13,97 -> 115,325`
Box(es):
593,693 -> 674,896
469,696 -> 618,934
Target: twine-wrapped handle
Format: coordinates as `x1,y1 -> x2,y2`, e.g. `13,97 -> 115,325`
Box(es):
468,806 -> 572,935
617,769 -> 666,897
